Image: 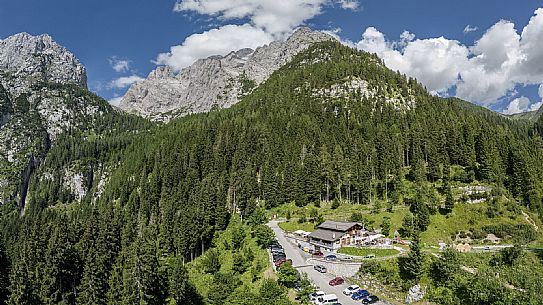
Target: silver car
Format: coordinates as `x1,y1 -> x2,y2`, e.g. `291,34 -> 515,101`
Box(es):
314,265 -> 327,273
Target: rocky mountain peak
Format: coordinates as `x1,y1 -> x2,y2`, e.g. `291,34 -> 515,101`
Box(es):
148,66 -> 175,80
118,28 -> 335,121
288,26 -> 330,42
0,32 -> 87,90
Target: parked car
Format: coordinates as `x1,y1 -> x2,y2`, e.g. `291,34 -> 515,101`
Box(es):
273,255 -> 286,262
313,265 -> 327,273
313,251 -> 324,257
362,295 -> 380,304
325,254 -> 337,261
293,282 -> 302,292
351,290 -> 370,300
342,284 -> 360,295
316,294 -> 338,305
328,277 -> 344,286
340,256 -> 353,261
309,291 -> 325,303
272,250 -> 285,256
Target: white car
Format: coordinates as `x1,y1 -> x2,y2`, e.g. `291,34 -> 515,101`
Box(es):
316,294 -> 338,305
310,291 -> 325,303
343,284 -> 360,295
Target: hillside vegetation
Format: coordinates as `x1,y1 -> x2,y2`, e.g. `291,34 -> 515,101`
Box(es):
2,41 -> 543,304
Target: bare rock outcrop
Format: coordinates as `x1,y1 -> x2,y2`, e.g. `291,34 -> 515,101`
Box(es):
119,27 -> 334,121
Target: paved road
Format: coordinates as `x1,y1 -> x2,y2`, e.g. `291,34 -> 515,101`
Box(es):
268,220 -> 388,305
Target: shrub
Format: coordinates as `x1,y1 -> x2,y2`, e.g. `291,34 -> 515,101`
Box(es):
482,223 -> 537,244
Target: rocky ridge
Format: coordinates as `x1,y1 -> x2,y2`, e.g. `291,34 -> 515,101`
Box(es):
0,32 -> 107,209
118,27 -> 334,121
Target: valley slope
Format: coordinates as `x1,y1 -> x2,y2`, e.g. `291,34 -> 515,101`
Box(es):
2,34 -> 543,305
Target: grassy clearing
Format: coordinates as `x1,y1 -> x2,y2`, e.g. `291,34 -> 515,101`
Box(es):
278,220 -> 315,232
271,197 -> 543,247
421,202 -> 537,245
271,201 -> 409,236
338,247 -> 400,257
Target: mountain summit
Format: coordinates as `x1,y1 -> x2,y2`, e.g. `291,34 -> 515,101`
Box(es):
0,32 -> 87,96
0,32 -> 107,209
118,27 -> 334,121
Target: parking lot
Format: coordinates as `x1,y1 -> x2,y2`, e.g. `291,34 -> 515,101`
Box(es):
268,220 -> 391,305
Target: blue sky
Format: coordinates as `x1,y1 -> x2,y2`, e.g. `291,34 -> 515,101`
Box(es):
1,1 -> 543,113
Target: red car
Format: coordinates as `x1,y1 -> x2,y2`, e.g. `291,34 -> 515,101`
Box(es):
329,277 -> 344,286
274,258 -> 292,267
313,251 -> 324,257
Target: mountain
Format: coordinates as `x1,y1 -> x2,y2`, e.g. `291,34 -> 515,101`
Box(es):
509,109 -> 542,122
118,27 -> 334,121
2,32 -> 543,305
0,33 -> 149,210
0,33 -> 87,95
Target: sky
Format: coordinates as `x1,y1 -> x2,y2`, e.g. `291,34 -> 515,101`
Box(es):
1,0 -> 543,114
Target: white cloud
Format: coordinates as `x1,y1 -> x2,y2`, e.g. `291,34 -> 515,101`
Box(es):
503,96 -> 531,114
456,20 -> 520,103
174,0 -> 329,36
463,25 -> 478,34
530,101 -> 543,112
159,0 -> 358,71
155,24 -> 273,71
338,0 -> 360,11
514,8 -> 543,84
108,96 -> 123,106
357,28 -> 470,94
539,84 -> 543,99
108,56 -> 131,73
109,75 -> 144,89
354,8 -> 543,113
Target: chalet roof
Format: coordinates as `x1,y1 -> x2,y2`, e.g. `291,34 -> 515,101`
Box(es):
309,229 -> 345,242
317,221 -> 362,232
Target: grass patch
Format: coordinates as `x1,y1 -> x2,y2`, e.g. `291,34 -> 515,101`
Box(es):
278,220 -> 315,232
337,247 -> 399,257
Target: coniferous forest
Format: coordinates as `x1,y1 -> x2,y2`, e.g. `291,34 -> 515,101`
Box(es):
2,41 -> 543,304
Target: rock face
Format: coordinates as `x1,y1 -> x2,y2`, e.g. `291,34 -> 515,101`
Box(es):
0,32 -> 87,97
0,32 -> 105,209
119,27 -> 334,121
405,285 -> 426,304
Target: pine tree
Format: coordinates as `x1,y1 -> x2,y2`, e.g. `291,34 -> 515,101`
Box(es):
431,246 -> 459,286
77,246 -> 107,305
168,257 -> 202,305
400,230 -> 424,282
122,230 -> 165,305
381,216 -> 391,237
444,185 -> 454,213
7,256 -> 39,305
0,241 -> 8,305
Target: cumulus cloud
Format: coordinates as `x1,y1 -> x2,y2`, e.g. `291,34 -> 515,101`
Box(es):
108,56 -> 131,73
108,96 -> 123,106
174,0 -> 357,35
109,75 -> 144,89
155,24 -> 273,71
503,96 -> 531,114
338,0 -> 360,11
158,0 -> 358,71
355,8 -> 543,113
463,25 -> 478,34
357,28 -> 470,94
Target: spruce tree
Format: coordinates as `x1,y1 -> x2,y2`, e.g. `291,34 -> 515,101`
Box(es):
400,230 -> 424,282
0,241 -> 9,305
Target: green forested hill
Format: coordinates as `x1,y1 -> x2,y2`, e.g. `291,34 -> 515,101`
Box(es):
2,41 -> 543,304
